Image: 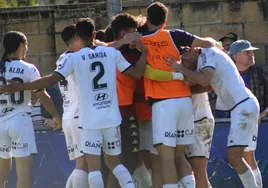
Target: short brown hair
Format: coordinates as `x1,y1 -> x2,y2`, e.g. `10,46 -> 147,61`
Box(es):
147,2 -> 168,26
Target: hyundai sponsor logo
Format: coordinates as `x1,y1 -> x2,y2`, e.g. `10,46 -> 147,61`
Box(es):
94,93 -> 108,101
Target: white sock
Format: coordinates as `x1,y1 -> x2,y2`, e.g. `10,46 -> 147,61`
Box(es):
238,168 -> 257,188
88,171 -> 104,188
253,168 -> 262,188
134,165 -> 153,188
112,164 -> 135,188
181,175 -> 196,188
66,171 -> 73,188
177,181 -> 183,188
72,169 -> 88,188
163,184 -> 177,188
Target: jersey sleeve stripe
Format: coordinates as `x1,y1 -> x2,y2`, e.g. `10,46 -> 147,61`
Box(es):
200,66 -> 216,71
121,65 -> 132,73
54,71 -> 66,80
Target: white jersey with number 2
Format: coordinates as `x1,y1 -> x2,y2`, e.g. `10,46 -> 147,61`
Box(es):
55,46 -> 131,130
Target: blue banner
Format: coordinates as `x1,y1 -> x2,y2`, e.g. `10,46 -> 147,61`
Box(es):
6,120 -> 268,188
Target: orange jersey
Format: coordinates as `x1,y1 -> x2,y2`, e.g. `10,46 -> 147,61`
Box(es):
117,45 -> 141,106
141,29 -> 192,99
134,78 -> 152,121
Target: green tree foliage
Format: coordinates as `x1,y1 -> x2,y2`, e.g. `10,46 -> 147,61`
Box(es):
0,0 -> 9,8
0,0 -> 40,8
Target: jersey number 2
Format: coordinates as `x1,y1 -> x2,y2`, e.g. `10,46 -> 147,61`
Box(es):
0,77 -> 24,105
90,61 -> 107,91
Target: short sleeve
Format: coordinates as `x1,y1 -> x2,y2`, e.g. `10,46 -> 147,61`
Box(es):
169,29 -> 195,47
29,65 -> 41,82
55,54 -> 75,79
197,49 -> 216,71
114,49 -> 131,73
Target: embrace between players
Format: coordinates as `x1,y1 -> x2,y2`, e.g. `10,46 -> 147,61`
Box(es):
0,2 -> 262,188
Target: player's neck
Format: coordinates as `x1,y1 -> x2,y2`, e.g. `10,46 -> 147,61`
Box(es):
7,51 -> 22,61
148,24 -> 162,32
81,39 -> 94,48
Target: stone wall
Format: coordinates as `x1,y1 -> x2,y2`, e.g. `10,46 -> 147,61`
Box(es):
0,0 -> 267,75
124,0 -> 268,65
0,3 -> 108,75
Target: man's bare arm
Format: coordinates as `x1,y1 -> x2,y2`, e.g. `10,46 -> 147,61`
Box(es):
0,72 -> 63,93
36,90 -> 62,130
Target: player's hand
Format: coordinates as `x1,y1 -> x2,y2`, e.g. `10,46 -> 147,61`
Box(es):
165,54 -> 184,72
122,32 -> 141,44
0,80 -> 20,94
258,111 -> 267,125
129,39 -> 147,52
53,116 -> 62,131
42,117 -> 54,129
94,39 -> 108,46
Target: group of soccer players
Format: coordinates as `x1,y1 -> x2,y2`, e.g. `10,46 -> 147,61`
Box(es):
0,1 -> 263,188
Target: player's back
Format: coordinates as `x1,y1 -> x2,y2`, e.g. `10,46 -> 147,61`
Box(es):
56,52 -> 79,120
0,60 -> 40,121
198,47 -> 252,110
141,29 -> 191,99
68,46 -> 128,130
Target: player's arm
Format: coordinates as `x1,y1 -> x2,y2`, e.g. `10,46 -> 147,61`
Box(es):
180,66 -> 214,86
1,55 -> 74,94
144,64 -> 184,81
170,29 -> 220,49
35,89 -> 62,130
109,32 -> 142,49
166,56 -> 214,86
0,73 -> 63,94
192,36 -> 220,48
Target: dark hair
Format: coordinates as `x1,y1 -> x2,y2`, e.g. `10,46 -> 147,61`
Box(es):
76,18 -> 95,40
0,31 -> 27,75
103,25 -> 114,43
111,13 -> 138,39
147,2 -> 168,26
61,24 -> 76,46
96,29 -> 105,41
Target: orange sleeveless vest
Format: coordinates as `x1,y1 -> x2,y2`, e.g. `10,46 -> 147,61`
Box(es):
141,29 -> 191,99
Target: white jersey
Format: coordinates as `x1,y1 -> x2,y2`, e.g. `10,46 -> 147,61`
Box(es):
192,93 -> 213,122
197,47 -> 252,111
56,52 -> 79,120
55,46 -> 131,130
0,60 -> 40,122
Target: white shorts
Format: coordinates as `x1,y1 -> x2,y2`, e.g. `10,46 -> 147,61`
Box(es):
152,98 -> 195,147
62,118 -> 83,160
81,126 -> 121,156
186,118 -> 214,159
0,113 -> 37,159
139,120 -> 157,155
228,97 -> 259,150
